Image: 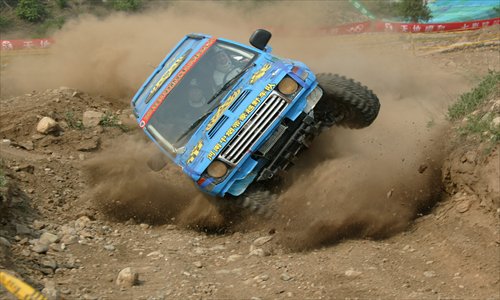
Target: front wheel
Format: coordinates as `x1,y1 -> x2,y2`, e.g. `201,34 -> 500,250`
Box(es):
314,73 -> 380,129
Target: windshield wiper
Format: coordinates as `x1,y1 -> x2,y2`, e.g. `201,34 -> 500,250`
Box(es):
175,105 -> 218,143
207,63 -> 256,105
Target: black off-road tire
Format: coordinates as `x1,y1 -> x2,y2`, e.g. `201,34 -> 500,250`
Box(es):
215,189 -> 277,219
315,73 -> 380,129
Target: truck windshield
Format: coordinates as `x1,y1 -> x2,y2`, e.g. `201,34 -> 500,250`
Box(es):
146,41 -> 257,152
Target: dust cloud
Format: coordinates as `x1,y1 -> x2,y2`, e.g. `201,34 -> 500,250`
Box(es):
0,1 -> 345,98
83,135 -> 226,230
3,2 -> 469,249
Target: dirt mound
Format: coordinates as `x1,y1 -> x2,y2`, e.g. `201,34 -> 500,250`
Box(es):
442,95 -> 500,211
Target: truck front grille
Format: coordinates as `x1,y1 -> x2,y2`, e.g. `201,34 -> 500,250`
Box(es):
220,91 -> 288,165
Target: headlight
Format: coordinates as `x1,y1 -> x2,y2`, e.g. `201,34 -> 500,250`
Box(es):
278,76 -> 299,95
206,160 -> 228,178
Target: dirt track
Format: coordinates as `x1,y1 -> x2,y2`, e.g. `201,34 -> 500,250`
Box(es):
1,3 -> 499,300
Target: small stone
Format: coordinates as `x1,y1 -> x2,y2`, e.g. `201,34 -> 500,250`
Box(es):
280,272 -> 293,281
116,267 -> 139,287
492,117 -> 500,128
387,189 -> 394,198
75,216 -> 91,231
193,248 -> 205,255
146,251 -> 162,257
418,164 -> 428,174
166,224 -> 176,230
209,245 -> 226,251
1,139 -> 11,146
16,164 -> 34,174
32,220 -> 46,230
403,245 -> 415,252
32,243 -> 49,254
41,258 -> 58,270
227,254 -> 242,262
248,248 -> 265,257
424,271 -> 436,278
464,151 -> 477,163
41,281 -> 59,300
104,245 -> 116,251
139,223 -> 150,229
254,274 -> 269,282
0,237 -> 10,247
193,261 -> 203,268
82,111 -> 104,128
16,224 -> 31,235
456,200 -> 471,213
60,235 -> 78,245
39,232 -> 60,245
18,141 -> 34,151
76,137 -> 100,152
36,117 -> 58,134
345,269 -> 362,277
253,236 -> 273,246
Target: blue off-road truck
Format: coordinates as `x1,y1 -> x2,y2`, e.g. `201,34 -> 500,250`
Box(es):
131,30 -> 380,210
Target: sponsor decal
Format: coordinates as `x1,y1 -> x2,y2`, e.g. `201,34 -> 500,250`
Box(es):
205,89 -> 242,131
187,140 -> 204,164
207,83 -> 276,160
1,271 -> 48,300
249,63 -> 271,84
140,37 -> 217,128
146,51 -> 189,102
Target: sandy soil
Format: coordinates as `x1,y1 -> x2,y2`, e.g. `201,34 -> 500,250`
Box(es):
0,3 -> 499,300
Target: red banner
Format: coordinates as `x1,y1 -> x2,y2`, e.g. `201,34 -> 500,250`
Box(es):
0,38 -> 54,51
1,17 -> 498,51
321,17 -> 500,35
372,18 -> 500,34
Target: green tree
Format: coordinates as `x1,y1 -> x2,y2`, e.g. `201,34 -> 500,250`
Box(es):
15,0 -> 47,23
397,0 -> 432,23
110,0 -> 142,12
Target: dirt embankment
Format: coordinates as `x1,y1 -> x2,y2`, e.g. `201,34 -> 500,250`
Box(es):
1,3 -> 499,300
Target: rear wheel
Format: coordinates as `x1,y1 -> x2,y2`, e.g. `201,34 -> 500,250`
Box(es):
314,73 -> 380,129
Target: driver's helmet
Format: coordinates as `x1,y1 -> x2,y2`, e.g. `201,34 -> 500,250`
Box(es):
188,79 -> 206,108
214,47 -> 232,73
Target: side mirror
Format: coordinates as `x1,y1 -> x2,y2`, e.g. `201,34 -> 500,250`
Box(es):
249,29 -> 272,50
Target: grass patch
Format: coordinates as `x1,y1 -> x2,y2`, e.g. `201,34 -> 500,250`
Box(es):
100,112 -> 129,132
458,113 -> 500,143
33,16 -> 65,37
0,15 -> 13,33
0,168 -> 7,190
449,71 -> 500,153
64,111 -> 84,130
448,71 -> 500,121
